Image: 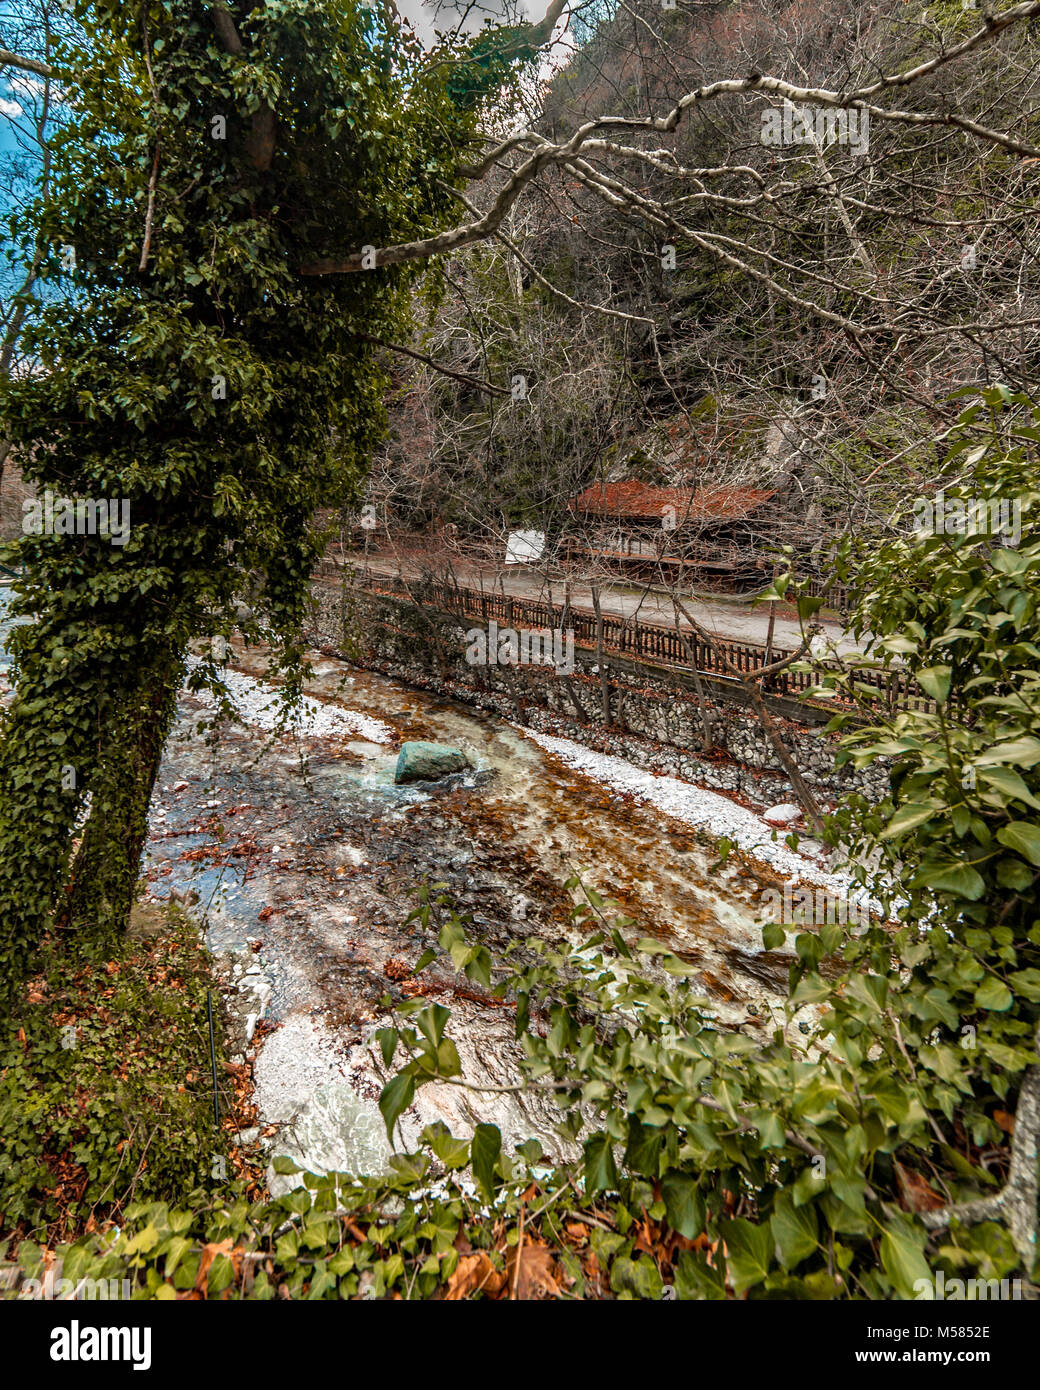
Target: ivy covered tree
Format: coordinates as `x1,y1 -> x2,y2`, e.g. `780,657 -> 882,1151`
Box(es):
0,0 -> 563,997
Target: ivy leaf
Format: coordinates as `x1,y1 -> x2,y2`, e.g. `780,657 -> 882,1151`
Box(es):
610,1255 -> 664,1300
910,862 -> 985,899
376,1027 -> 397,1068
996,822 -> 1040,867
464,946 -> 492,989
435,1038 -> 462,1077
880,1222 -> 932,1298
661,1172 -> 705,1238
866,1074 -> 910,1123
583,1132 -> 619,1196
881,803 -> 937,839
124,1223 -> 159,1255
378,1072 -> 415,1143
415,1003 -> 450,1049
978,767 -> 1040,810
515,1138 -> 543,1165
471,1123 -> 501,1199
750,1109 -> 786,1149
421,1122 -> 471,1170
997,857 -> 1034,890
163,1236 -> 193,1279
770,1191 -> 818,1270
721,1218 -> 773,1293
762,921 -> 785,951
1009,968 -> 1040,1002
976,737 -> 1040,768
624,1116 -> 663,1176
206,1253 -> 234,1295
916,666 -> 952,703
674,1251 -> 727,1300
880,635 -> 919,655
975,976 -> 1013,1011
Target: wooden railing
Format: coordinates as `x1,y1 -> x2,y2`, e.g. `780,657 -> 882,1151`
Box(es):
331,568 -> 929,714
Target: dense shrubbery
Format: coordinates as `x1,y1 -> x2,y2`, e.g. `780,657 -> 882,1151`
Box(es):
0,911 -> 226,1242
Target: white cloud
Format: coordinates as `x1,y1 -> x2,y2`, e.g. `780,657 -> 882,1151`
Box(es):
4,73 -> 69,106
4,73 -> 45,98
0,97 -> 24,119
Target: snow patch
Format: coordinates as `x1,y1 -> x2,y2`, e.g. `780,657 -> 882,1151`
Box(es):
518,726 -> 858,897
763,803 -> 803,826
184,659 -> 394,745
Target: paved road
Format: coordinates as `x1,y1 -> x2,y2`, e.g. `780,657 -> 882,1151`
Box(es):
340,552 -> 862,657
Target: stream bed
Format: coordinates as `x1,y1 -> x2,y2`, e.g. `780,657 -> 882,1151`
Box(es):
144,643 -> 845,1188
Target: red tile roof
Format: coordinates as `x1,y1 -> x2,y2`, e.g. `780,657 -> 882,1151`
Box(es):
568,481 -> 774,521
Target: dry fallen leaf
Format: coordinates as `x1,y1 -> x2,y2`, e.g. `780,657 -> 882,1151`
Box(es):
895,1161 -> 946,1213
506,1244 -> 561,1301
444,1251 -> 504,1300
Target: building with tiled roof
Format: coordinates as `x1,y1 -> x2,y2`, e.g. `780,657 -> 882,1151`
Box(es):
568,482 -> 775,523
564,480 -> 782,589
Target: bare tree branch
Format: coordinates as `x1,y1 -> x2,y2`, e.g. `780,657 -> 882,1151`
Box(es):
0,46 -> 51,78
299,2 -> 1040,277
352,331 -> 512,396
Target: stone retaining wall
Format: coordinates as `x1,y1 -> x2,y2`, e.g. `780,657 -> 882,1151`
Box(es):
305,581 -> 889,810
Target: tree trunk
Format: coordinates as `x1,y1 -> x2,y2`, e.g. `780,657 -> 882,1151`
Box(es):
671,594 -> 827,834
743,679 -> 827,835
61,641 -> 185,951
673,610 -> 715,752
0,633 -> 102,997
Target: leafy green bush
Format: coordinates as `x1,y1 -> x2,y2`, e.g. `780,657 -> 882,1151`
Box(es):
0,911 -> 225,1240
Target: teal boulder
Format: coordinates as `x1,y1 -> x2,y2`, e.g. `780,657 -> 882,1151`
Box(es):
394,741 -> 472,785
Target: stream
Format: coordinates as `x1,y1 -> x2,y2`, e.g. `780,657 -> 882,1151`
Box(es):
146,643 -> 843,1188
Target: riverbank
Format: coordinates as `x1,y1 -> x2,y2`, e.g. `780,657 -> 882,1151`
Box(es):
140,641 -> 866,1194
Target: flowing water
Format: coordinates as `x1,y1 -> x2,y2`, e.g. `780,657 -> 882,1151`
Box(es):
146,644 -> 814,1185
